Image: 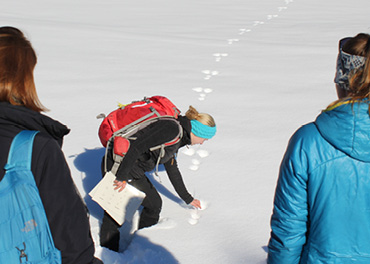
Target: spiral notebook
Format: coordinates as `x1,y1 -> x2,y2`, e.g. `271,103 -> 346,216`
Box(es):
89,171 -> 146,225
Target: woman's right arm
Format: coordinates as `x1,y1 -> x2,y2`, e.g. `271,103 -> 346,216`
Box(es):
267,129 -> 310,264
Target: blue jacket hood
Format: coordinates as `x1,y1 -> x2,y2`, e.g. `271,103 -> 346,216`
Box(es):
315,101 -> 370,162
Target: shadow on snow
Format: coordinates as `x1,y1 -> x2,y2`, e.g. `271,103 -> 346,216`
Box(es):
73,147 -> 180,263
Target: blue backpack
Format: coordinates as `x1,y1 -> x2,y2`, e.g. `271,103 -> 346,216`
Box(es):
0,130 -> 62,263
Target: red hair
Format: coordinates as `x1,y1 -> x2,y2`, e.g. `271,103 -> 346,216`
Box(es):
0,27 -> 46,112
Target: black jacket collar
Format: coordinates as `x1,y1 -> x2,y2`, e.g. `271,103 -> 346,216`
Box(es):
177,115 -> 191,146
0,102 -> 70,146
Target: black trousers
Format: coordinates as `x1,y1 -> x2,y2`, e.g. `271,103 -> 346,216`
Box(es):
100,176 -> 162,251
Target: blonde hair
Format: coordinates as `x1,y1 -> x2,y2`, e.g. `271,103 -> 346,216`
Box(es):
185,105 -> 216,127
0,26 -> 46,112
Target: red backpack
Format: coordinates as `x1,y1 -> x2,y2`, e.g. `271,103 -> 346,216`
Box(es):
98,96 -> 183,175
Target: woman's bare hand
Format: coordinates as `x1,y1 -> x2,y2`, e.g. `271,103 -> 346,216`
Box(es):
113,180 -> 127,192
190,199 -> 202,209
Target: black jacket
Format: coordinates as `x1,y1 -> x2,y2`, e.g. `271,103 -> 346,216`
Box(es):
105,116 -> 194,204
0,102 -> 98,264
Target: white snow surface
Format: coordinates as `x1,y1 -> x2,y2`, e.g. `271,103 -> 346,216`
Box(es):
3,0 -> 370,263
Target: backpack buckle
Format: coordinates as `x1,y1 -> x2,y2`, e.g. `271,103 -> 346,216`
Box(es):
16,242 -> 28,263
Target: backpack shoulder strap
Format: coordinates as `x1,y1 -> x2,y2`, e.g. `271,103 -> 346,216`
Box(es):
0,130 -> 61,263
5,130 -> 39,172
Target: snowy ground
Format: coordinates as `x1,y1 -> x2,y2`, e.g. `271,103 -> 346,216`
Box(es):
3,0 -> 370,263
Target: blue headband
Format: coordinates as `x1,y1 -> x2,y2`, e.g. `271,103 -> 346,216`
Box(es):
190,119 -> 216,139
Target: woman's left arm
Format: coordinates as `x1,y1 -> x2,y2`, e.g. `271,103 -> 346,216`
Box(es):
164,157 -> 194,204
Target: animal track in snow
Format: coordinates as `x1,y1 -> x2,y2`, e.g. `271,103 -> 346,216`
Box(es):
187,201 -> 208,225
188,149 -> 209,170
182,148 -> 210,170
182,148 -> 196,156
189,159 -> 201,171
192,159 -> 201,165
227,38 -> 239,45
267,14 -> 278,20
213,53 -> 228,62
192,87 -> 213,94
202,70 -> 219,80
239,28 -> 251,35
192,87 -> 213,101
278,6 -> 287,12
253,21 -> 265,26
198,94 -> 206,101
188,209 -> 200,225
188,152 -> 208,170
197,149 -> 209,158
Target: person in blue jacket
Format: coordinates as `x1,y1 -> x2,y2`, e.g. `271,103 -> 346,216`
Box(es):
268,33 -> 370,263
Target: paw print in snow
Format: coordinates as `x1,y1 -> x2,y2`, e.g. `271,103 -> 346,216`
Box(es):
192,87 -> 213,101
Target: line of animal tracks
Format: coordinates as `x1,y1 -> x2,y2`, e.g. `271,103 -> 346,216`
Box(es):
182,0 -> 295,225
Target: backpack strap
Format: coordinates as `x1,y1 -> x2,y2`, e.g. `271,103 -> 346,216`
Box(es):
2,130 -> 61,257
106,118 -> 183,178
150,119 -> 183,177
4,130 -> 39,173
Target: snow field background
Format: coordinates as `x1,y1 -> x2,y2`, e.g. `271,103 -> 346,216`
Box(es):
3,0 -> 370,263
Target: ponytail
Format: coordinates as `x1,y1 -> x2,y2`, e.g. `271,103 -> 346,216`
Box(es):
185,105 -> 199,120
185,106 -> 216,127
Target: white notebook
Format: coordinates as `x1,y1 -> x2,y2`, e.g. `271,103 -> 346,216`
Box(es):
89,171 -> 146,225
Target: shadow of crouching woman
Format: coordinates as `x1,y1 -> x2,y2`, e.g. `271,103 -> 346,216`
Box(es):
73,148 -> 179,262
73,147 -> 106,220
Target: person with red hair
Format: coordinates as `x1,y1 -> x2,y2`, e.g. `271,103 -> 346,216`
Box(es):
0,26 -> 102,264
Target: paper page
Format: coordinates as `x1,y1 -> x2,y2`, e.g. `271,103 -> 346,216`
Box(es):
89,171 -> 146,225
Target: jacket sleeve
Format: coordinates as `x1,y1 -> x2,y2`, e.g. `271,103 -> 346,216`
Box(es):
32,134 -> 96,264
115,119 -> 180,181
267,128 -> 309,264
164,157 -> 194,204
